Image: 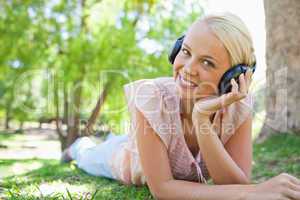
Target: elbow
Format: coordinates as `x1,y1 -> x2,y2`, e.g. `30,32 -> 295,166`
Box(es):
150,188 -> 166,200
149,181 -> 173,200
230,175 -> 251,185
243,175 -> 252,184
150,188 -> 164,200
238,171 -> 252,184
238,177 -> 251,185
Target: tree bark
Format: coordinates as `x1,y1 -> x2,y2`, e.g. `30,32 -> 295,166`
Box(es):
19,121 -> 23,131
5,105 -> 10,130
63,82 -> 69,126
54,75 -> 67,150
62,0 -> 87,150
258,0 -> 300,142
83,81 -> 110,136
5,92 -> 13,130
65,72 -> 85,149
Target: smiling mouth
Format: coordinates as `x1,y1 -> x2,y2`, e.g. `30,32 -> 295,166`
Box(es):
178,74 -> 198,88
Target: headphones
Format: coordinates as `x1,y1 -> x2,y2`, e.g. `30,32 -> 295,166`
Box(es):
168,35 -> 256,96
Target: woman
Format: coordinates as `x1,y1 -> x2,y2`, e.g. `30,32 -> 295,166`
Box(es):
62,12 -> 300,200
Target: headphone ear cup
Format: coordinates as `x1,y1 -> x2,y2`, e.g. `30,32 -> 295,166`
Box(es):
168,35 -> 185,64
218,64 -> 248,96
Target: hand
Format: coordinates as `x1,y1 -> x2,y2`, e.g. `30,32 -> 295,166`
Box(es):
192,68 -> 253,122
245,173 -> 300,200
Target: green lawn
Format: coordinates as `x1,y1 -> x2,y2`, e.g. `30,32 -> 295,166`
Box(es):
0,131 -> 299,199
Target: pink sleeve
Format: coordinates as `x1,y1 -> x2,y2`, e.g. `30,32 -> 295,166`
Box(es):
123,79 -> 174,149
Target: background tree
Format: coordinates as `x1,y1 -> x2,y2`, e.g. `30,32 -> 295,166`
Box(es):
0,0 -> 204,151
258,0 -> 300,141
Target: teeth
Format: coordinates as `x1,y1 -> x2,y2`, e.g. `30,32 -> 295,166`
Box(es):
180,76 -> 197,87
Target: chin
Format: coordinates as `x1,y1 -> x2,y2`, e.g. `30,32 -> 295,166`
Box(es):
175,78 -> 197,101
175,74 -> 217,101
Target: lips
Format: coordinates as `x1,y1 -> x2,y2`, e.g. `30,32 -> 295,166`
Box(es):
178,74 -> 198,88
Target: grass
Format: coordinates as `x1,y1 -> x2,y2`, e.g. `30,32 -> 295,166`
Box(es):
252,133 -> 300,182
0,131 -> 299,199
0,159 -> 153,199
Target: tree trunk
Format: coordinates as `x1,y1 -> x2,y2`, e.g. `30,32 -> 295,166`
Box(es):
5,106 -> 10,130
4,91 -> 14,130
63,82 -> 69,126
83,81 -> 110,136
19,121 -> 24,131
258,0 -> 300,142
65,73 -> 85,149
54,75 -> 67,150
61,0 -> 87,150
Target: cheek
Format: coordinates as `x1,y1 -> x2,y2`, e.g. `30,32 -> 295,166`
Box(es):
196,74 -> 220,94
173,56 -> 183,70
173,57 -> 184,78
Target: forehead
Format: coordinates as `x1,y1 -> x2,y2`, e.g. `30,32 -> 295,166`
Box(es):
184,21 -> 230,66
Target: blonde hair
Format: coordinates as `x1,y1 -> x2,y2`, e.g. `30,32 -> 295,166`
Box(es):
200,12 -> 256,67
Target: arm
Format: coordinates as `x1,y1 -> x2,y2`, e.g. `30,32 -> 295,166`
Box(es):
224,115 -> 253,180
193,115 -> 252,185
136,109 -> 255,200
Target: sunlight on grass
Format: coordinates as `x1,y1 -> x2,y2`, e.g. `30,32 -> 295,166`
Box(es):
12,161 -> 43,176
0,160 -> 43,178
0,159 -> 63,179
34,181 -> 92,197
0,132 -> 61,159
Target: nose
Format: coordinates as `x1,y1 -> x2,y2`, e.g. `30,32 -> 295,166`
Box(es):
183,59 -> 198,76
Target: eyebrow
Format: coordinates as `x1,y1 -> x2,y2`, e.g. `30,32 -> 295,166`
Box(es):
182,43 -> 219,65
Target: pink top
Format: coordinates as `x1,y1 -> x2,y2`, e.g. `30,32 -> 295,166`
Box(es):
109,77 -> 253,186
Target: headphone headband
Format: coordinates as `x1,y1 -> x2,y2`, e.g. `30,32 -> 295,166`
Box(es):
168,35 -> 185,64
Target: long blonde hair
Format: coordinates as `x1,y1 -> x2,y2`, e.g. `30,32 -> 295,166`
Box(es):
201,12 -> 256,67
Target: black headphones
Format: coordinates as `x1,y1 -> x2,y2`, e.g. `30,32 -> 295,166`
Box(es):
168,35 -> 256,96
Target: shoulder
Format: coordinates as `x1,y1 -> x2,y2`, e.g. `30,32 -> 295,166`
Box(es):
123,77 -> 175,96
123,77 -> 181,147
123,77 -> 178,112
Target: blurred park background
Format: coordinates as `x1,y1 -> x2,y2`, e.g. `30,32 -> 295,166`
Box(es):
0,0 -> 299,199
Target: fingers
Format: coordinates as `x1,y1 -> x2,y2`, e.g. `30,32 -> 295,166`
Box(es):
240,68 -> 253,94
285,173 -> 300,185
239,73 -> 247,94
229,78 -> 245,101
230,68 -> 253,98
230,78 -> 239,94
284,188 -> 300,200
281,173 -> 300,200
245,68 -> 253,89
290,182 -> 300,192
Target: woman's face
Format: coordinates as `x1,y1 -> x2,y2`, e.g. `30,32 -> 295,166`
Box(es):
173,21 -> 231,102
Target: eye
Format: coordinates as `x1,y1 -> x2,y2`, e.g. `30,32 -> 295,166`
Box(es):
181,48 -> 190,56
201,59 -> 215,68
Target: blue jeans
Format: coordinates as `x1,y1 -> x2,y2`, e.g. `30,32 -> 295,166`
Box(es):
69,133 -> 128,179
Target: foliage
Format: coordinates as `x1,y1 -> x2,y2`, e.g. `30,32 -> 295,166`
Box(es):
0,0 -> 204,136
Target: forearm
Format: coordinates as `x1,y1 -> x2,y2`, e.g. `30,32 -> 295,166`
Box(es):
156,179 -> 255,200
194,117 -> 249,184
